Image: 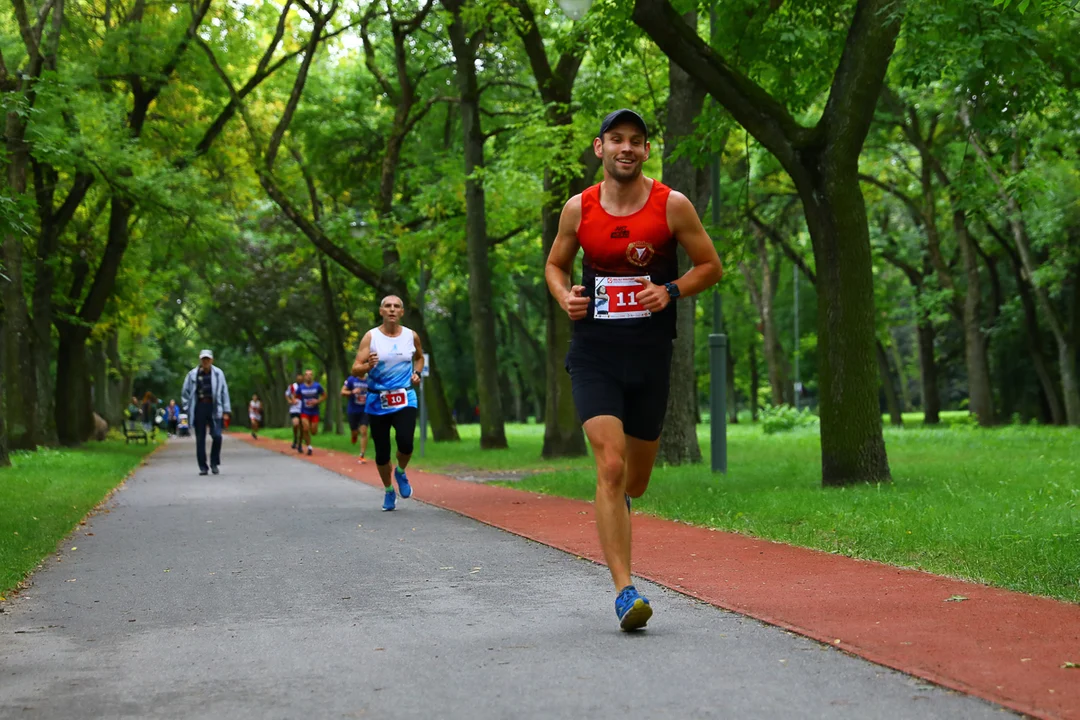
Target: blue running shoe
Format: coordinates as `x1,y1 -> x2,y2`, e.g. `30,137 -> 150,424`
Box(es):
615,585 -> 652,631
394,467 -> 412,499
382,489 -> 397,511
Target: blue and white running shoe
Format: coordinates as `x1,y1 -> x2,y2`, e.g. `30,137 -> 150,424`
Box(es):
382,489 -> 397,511
615,585 -> 652,631
394,467 -> 412,499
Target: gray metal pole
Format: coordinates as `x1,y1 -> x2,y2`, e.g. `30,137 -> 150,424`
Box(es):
710,293 -> 727,473
419,381 -> 427,458
418,260 -> 427,457
793,263 -> 800,410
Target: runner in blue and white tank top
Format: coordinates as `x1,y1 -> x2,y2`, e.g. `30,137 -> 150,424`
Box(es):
352,295 -> 425,511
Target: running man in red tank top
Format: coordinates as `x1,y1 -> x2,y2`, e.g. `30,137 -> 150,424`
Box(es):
545,109 -> 724,631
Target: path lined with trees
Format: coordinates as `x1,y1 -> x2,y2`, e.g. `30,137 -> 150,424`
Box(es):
2,0 -> 1077,486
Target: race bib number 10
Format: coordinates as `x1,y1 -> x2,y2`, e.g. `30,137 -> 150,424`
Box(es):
594,275 -> 651,320
380,389 -> 409,410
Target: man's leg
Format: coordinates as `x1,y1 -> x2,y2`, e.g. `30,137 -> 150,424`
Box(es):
359,423 -> 369,459
194,406 -> 209,472
292,416 -> 301,447
209,417 -> 223,469
394,408 -> 417,471
624,436 -> 660,500
583,415 -> 631,591
390,408 -> 417,498
370,415 -> 393,488
300,417 -> 311,447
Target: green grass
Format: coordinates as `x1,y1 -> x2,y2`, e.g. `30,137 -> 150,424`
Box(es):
265,417 -> 1080,603
0,439 -> 160,597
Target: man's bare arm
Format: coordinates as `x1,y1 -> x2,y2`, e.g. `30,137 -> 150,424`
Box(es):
351,331 -> 375,377
668,191 -> 723,297
544,195 -> 590,321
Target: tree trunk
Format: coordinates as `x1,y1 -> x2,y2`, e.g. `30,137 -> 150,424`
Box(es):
317,254 -> 348,435
56,195 -> 135,444
727,342 -> 738,423
105,331 -> 126,428
889,328 -> 911,412
446,2 -> 507,449
915,320 -> 941,425
800,173 -> 891,484
952,211 -> 996,426
756,232 -> 790,406
658,16 -> 705,466
0,366 -> 8,466
55,328 -> 94,445
876,339 -> 903,426
1001,246 -> 1064,424
3,111 -> 39,450
90,338 -> 109,423
749,340 -> 760,422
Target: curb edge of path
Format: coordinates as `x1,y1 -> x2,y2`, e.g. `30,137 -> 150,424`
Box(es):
234,433 -> 1079,720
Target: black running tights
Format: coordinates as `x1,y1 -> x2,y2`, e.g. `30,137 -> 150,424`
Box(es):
369,407 -> 418,466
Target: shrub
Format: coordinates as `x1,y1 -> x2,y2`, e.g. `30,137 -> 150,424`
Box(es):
760,405 -> 819,434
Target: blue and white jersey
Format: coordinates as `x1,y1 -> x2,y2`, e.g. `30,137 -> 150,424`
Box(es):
365,326 -> 418,416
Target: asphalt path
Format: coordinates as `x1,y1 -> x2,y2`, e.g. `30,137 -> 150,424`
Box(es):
0,438 -> 1011,720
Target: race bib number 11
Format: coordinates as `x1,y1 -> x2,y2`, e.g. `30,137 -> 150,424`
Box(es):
594,275 -> 651,320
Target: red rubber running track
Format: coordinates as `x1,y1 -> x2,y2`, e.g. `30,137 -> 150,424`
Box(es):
238,433 -> 1080,720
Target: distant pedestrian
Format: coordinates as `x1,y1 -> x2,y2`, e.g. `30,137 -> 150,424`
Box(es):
249,394 -> 263,439
165,400 -> 180,436
140,392 -> 157,434
181,349 -> 232,476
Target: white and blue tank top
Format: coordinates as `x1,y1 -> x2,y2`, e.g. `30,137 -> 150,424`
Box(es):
365,326 -> 418,416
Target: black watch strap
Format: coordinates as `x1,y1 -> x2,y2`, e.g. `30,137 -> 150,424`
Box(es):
665,282 -> 681,299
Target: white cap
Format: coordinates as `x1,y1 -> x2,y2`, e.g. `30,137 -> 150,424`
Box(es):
199,349 -> 214,360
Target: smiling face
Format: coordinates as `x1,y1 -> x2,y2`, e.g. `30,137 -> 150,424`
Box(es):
594,121 -> 650,184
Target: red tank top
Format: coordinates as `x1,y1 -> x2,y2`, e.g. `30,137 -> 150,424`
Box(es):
575,179 -> 678,343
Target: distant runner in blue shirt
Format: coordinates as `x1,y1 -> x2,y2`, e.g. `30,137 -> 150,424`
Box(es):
342,374 -> 371,463
352,295 -> 424,511
296,369 -> 326,456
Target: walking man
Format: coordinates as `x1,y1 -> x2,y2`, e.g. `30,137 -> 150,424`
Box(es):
181,349 -> 232,476
342,373 -> 370,462
351,295 -> 423,511
296,369 -> 326,456
545,109 -> 723,630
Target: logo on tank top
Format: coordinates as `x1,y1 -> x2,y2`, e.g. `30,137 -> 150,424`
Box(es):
625,241 -> 655,267
611,225 -> 631,239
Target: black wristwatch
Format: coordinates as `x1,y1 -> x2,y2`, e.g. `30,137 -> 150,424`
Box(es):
664,282 -> 681,300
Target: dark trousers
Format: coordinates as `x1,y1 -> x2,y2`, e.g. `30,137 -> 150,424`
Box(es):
194,403 -> 222,471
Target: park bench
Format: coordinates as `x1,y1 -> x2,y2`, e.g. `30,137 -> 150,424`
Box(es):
123,418 -> 148,445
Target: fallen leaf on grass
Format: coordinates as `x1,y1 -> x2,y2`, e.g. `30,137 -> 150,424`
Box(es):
944,595 -> 968,602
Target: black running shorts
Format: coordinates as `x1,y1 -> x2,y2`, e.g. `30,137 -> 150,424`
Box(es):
348,409 -> 369,431
566,335 -> 673,441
